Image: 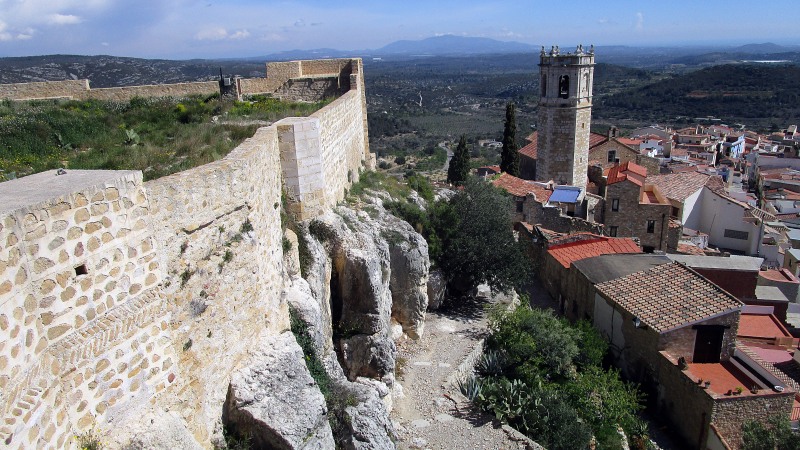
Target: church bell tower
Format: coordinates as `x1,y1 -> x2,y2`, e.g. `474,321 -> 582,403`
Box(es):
535,44 -> 594,188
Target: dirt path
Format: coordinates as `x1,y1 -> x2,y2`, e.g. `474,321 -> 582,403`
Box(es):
391,293 -> 529,450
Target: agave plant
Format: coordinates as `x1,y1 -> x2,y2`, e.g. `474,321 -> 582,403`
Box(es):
476,350 -> 506,377
458,376 -> 484,402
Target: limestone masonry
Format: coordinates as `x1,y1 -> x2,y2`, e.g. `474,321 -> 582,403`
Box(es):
535,45 -> 594,188
0,58 -> 374,448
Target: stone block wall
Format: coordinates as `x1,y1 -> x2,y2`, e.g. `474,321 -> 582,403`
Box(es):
711,394 -> 793,449
0,170 -> 172,448
0,57 -> 372,447
0,58 -> 362,105
85,82 -> 219,102
604,181 -> 672,250
0,80 -> 89,100
536,105 -> 591,187
143,126 -> 288,443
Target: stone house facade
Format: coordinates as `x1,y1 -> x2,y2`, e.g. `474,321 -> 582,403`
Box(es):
602,162 -> 674,252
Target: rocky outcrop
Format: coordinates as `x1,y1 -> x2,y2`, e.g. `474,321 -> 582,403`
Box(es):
426,268 -> 447,310
225,332 -> 335,450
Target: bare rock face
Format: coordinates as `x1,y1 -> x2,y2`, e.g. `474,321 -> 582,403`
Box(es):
110,409 -> 204,450
341,382 -> 396,450
225,332 -> 334,450
384,214 -> 430,339
426,268 -> 447,310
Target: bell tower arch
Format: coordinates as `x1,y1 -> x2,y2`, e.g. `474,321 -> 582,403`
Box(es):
536,44 -> 595,187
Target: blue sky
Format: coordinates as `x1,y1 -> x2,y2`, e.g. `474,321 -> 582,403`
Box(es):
1,0 -> 798,59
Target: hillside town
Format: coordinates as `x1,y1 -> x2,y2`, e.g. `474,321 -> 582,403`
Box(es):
480,45 -> 800,449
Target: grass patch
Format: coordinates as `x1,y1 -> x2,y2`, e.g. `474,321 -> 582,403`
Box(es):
0,95 -> 330,180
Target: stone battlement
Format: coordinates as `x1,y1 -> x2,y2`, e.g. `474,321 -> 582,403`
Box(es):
0,58 -> 373,448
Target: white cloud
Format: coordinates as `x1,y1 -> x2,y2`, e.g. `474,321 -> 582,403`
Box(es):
635,12 -> 644,31
194,27 -> 250,41
228,29 -> 250,40
0,20 -> 35,41
47,14 -> 82,25
260,33 -> 287,42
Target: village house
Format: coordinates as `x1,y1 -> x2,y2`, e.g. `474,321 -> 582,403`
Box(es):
535,230 -> 641,306
594,262 -> 795,449
601,161 -> 676,252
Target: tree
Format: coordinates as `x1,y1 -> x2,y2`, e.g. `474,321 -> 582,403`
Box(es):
500,102 -> 520,176
447,135 -> 470,185
435,176 -> 530,293
742,415 -> 800,450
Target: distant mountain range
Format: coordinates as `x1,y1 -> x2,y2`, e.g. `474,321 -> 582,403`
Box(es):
1,36 -> 799,87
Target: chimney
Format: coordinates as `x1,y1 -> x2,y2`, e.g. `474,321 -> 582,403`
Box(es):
608,126 -> 619,139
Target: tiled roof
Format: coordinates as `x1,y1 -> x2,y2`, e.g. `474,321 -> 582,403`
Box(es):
648,171 -> 714,202
737,343 -> 800,392
547,235 -> 641,268
492,173 -> 552,202
519,131 -> 538,159
588,133 -> 608,149
618,137 -> 642,147
677,242 -> 707,255
596,262 -> 742,333
606,161 -> 648,186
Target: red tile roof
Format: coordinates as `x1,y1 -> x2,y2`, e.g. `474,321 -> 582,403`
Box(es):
677,242 -> 707,255
547,234 -> 641,268
492,173 -> 552,202
588,132 -> 608,149
648,172 -> 716,202
618,137 -> 642,147
596,262 -> 742,333
606,161 -> 648,186
519,131 -> 538,159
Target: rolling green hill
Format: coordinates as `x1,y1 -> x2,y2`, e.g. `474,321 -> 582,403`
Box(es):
594,64 -> 800,129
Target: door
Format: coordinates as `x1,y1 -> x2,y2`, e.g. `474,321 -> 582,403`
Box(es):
693,326 -> 725,363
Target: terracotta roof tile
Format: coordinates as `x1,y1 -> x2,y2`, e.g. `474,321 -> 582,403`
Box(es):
588,133 -> 608,149
519,131 -> 538,159
492,173 -> 552,202
648,172 -> 716,202
606,161 -> 648,186
596,262 -> 742,333
547,235 -> 641,268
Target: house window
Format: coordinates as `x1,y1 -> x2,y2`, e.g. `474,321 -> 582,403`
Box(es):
723,229 -> 749,240
74,264 -> 88,276
608,226 -> 618,237
646,220 -> 655,233
607,150 -> 617,163
541,76 -> 547,97
671,206 -> 680,218
516,201 -> 524,213
611,198 -> 619,212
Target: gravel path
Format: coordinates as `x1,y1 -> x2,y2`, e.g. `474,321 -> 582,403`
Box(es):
391,293 -> 530,450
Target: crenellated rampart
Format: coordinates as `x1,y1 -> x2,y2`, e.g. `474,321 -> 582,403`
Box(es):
0,58 -> 372,448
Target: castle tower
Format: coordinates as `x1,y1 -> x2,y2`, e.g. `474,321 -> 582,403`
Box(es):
536,44 -> 595,187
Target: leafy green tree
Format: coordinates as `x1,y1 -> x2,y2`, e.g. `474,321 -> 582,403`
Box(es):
447,135 -> 470,185
436,177 -> 530,293
500,102 -> 520,176
742,415 -> 800,450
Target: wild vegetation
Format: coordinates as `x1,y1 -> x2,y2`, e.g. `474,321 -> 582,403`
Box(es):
461,305 -> 646,450
0,94 -> 329,181
741,415 -> 800,450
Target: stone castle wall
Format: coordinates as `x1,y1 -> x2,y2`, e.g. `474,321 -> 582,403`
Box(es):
0,58 -> 372,448
0,58 -> 358,103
